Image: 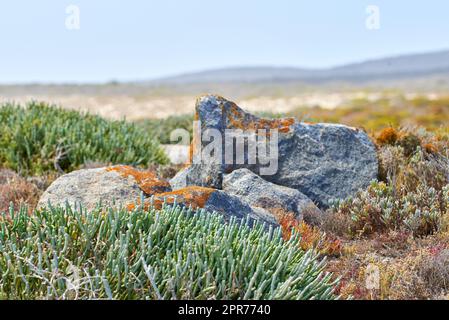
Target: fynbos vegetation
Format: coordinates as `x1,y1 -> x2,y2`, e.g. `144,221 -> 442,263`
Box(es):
1,96 -> 449,300
0,204 -> 337,300
0,102 -> 168,175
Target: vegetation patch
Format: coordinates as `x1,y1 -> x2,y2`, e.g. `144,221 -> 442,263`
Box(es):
326,127 -> 449,239
140,114 -> 194,145
0,205 -> 337,300
288,95 -> 449,133
0,169 -> 43,214
0,102 -> 168,175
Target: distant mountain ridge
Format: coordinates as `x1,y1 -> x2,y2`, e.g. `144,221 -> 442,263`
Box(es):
152,50 -> 449,85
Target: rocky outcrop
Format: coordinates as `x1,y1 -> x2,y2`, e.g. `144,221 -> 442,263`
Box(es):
128,186 -> 277,228
39,95 -> 379,228
223,169 -> 321,220
38,166 -> 171,211
38,166 -> 278,228
171,95 -> 378,207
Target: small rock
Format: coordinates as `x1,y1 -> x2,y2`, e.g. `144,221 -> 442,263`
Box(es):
223,168 -> 321,221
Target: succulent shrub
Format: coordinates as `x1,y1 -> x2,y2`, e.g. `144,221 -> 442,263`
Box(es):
0,204 -> 338,300
329,180 -> 449,238
330,127 -> 449,238
0,102 -> 168,175
140,114 -> 194,145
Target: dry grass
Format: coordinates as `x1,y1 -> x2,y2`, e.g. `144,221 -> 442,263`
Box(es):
279,214 -> 342,257
327,233 -> 449,300
320,124 -> 449,300
290,95 -> 449,133
0,169 -> 43,213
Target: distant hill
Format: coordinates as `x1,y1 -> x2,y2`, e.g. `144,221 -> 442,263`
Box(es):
152,50 -> 449,85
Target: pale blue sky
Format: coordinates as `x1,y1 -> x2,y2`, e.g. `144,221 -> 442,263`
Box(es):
0,0 -> 448,83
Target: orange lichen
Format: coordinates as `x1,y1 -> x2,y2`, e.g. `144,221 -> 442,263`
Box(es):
184,96 -> 297,171
187,141 -> 194,166
106,165 -> 170,195
424,143 -> 438,154
125,186 -> 216,212
186,97 -> 296,166
376,127 -> 399,146
153,186 -> 215,209
224,103 -> 295,134
279,213 -> 342,257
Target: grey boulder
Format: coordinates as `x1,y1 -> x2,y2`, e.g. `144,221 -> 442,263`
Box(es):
38,166 -> 171,211
170,95 -> 378,207
139,186 -> 278,228
223,168 -> 321,221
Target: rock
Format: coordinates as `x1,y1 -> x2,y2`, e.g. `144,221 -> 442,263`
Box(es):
38,165 -> 277,229
106,165 -> 171,195
38,165 -> 171,211
127,186 -> 278,228
223,168 -> 321,221
170,162 -> 222,191
170,95 -> 378,207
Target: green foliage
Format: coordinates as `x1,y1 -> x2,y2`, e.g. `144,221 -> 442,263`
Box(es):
0,204 -> 337,300
330,153 -> 449,239
0,102 -> 168,175
139,112 -> 284,145
328,127 -> 449,238
140,114 -> 194,145
330,181 -> 449,238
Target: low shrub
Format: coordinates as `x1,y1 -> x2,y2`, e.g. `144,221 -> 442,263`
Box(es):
279,214 -> 342,257
140,114 -> 194,145
329,181 -> 449,238
420,249 -> 449,294
0,169 -> 42,214
0,102 -> 168,175
0,204 -> 338,300
328,127 -> 449,239
376,127 -> 399,146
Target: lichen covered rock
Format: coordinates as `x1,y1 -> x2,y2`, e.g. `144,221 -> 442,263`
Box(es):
171,95 -> 378,207
38,166 -> 277,229
223,168 -> 321,221
106,165 -> 171,195
127,186 -> 278,228
38,166 -> 171,211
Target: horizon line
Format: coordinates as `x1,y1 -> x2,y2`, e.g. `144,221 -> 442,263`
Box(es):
1,47 -> 448,86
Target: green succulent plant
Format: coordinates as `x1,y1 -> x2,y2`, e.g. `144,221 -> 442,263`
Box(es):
0,102 -> 168,175
0,203 -> 338,300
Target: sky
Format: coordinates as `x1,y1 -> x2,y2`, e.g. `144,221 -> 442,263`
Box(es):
0,0 -> 448,84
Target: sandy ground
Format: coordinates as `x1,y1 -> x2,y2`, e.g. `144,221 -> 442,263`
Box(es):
0,92 -> 404,120
0,84 -> 447,120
